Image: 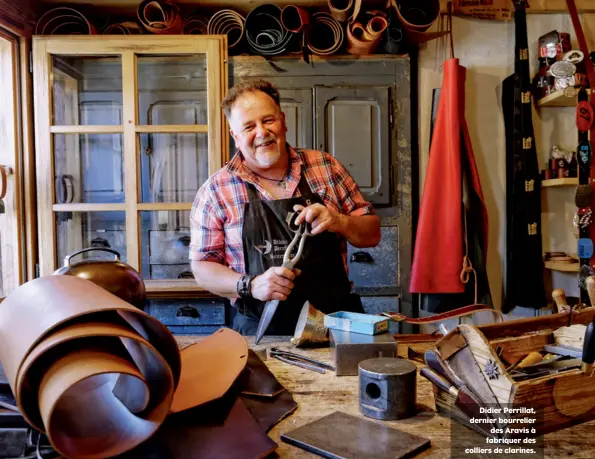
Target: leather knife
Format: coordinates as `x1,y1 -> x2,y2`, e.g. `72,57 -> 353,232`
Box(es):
254,298 -> 281,345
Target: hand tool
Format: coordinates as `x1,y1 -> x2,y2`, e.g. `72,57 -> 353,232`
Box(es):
582,320 -> 595,374
544,344 -> 583,359
254,214 -> 312,344
269,347 -> 334,374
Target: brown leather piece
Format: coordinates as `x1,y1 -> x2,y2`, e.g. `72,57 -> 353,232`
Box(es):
207,9 -> 246,49
346,10 -> 388,55
328,0 -> 354,22
307,12 -> 344,56
35,7 -> 97,35
240,350 -> 285,397
383,304 -> 503,324
137,0 -> 183,34
241,390 -> 298,433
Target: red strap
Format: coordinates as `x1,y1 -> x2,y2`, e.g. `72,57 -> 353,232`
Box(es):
381,304 -> 502,324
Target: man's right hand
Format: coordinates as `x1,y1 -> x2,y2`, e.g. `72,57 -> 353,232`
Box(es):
250,266 -> 301,302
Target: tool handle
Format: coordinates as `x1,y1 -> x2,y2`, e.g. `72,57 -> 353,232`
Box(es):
420,367 -> 458,397
582,321 -> 595,365
270,348 -> 335,370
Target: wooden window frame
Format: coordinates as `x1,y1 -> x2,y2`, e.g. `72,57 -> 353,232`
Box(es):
33,35 -> 228,297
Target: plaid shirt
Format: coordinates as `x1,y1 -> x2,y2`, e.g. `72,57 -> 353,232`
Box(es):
189,146 -> 375,274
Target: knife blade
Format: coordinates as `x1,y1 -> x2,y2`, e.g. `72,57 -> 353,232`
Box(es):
254,299 -> 280,345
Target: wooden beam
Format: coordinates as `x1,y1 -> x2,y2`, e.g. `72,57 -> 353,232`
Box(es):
440,0 -> 595,14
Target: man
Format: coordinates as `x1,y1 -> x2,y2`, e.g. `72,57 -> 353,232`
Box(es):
189,79 -> 381,336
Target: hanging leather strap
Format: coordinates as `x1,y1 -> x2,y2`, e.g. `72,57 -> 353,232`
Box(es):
380,304 -> 503,324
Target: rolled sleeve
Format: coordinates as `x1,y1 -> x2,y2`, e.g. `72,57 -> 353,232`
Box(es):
329,156 -> 375,217
189,184 -> 226,264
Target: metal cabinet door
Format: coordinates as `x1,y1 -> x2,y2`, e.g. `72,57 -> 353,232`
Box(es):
314,86 -> 390,205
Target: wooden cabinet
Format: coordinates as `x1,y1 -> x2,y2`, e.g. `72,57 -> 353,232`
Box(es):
32,36 -> 228,300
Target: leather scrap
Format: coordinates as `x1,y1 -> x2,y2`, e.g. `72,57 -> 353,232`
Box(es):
308,12 -> 344,56
208,9 -> 246,50
241,390 -> 298,433
137,0 -> 183,34
35,7 -> 97,35
240,350 -> 285,397
245,4 -> 295,56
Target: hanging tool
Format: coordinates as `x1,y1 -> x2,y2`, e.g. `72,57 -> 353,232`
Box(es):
269,347 -> 335,374
254,213 -> 313,344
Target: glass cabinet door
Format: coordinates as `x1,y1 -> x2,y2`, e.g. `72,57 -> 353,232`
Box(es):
33,36 -> 227,296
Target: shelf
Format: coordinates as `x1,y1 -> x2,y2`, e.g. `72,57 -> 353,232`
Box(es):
545,261 -> 579,272
538,90 -> 591,108
145,279 -> 216,299
541,178 -> 578,188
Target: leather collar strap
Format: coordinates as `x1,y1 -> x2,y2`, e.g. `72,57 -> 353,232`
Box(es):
381,304 -> 503,324
245,4 -> 295,56
35,7 -> 97,35
207,10 -> 246,50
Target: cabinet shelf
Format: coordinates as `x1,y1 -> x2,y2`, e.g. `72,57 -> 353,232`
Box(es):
545,261 -> 579,272
541,178 -> 578,188
538,90 -> 591,108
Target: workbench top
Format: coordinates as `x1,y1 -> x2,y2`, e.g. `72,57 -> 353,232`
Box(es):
175,335 -> 594,458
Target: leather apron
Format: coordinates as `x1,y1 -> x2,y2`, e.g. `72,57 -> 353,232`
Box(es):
233,172 -> 364,335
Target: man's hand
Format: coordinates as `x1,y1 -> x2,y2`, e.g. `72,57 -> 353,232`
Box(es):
251,266 -> 301,302
293,203 -> 345,235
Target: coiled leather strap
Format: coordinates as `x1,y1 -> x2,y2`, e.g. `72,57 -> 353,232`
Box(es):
208,9 -> 246,50
307,12 -> 344,56
183,15 -> 209,35
245,4 -> 295,56
137,0 -> 183,34
35,7 -> 97,35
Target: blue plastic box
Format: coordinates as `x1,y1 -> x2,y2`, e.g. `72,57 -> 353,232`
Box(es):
324,311 -> 389,335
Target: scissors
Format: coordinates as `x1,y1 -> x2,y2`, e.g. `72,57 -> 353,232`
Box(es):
254,212 -> 313,344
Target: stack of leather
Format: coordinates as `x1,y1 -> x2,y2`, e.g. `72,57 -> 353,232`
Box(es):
0,276 -> 297,459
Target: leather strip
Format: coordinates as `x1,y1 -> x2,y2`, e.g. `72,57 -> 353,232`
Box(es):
328,0 -> 354,22
35,7 -> 97,35
307,12 -> 344,56
281,5 -> 310,33
245,4 -> 295,56
183,15 -> 209,35
381,304 -> 503,324
208,9 -> 246,50
103,21 -> 143,34
0,275 -> 249,459
137,0 -> 183,35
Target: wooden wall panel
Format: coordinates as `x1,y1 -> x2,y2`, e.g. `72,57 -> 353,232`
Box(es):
0,0 -> 37,36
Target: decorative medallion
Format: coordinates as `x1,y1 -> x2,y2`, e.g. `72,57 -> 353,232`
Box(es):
484,359 -> 500,380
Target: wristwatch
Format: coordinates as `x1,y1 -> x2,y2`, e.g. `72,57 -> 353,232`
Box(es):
237,274 -> 256,299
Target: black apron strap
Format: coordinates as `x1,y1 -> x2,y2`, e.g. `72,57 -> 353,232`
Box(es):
245,181 -> 260,201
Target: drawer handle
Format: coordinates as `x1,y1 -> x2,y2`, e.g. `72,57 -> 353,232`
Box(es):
91,237 -> 111,248
177,271 -> 194,279
178,236 -> 191,247
350,251 -> 374,263
176,306 -> 200,318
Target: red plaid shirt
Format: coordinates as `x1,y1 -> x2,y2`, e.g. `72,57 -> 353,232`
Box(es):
189,146 -> 374,274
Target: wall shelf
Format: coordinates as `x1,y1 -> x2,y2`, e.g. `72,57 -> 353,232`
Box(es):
545,261 -> 579,272
538,90 -> 591,108
541,177 -> 578,188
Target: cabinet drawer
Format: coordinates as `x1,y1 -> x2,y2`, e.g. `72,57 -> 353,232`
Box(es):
348,226 -> 398,294
149,230 -> 191,264
147,299 -> 226,326
150,264 -> 193,280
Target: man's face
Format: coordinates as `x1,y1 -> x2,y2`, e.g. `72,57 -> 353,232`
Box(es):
228,91 -> 288,170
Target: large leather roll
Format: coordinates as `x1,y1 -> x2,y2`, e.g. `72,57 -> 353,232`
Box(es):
346,10 -> 388,55
35,7 -> 97,35
281,5 -> 310,33
0,275 -> 248,459
391,0 -> 449,44
103,21 -> 143,34
383,6 -> 405,54
328,0 -> 353,22
245,4 -> 295,56
183,15 -> 209,34
307,12 -> 344,56
137,0 -> 183,34
208,9 -> 246,50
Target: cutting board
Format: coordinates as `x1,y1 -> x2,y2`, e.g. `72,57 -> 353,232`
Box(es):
281,411 -> 430,459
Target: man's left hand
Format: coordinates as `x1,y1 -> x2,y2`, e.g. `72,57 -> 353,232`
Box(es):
293,203 -> 345,236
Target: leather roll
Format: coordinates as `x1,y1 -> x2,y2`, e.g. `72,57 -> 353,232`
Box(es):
383,6 -> 405,54
103,21 -> 143,34
391,0 -> 448,44
281,5 -> 310,33
137,0 -> 183,34
183,15 -> 209,35
328,0 -> 353,22
245,4 -> 295,56
0,275 -> 248,459
346,10 -> 387,55
208,9 -> 246,50
307,12 -> 343,56
35,7 -> 97,35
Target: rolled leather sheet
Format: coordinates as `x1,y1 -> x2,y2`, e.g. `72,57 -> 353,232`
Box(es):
391,0 -> 449,44
183,15 -> 209,35
346,10 -> 388,55
0,275 -> 248,459
328,0 -> 353,22
208,9 -> 246,50
280,5 -> 310,33
308,12 -> 344,56
137,0 -> 183,34
35,7 -> 97,35
245,4 -> 296,56
103,21 -> 143,34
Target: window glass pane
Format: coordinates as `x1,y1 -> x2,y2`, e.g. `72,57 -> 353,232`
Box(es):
52,56 -> 122,125
137,55 -> 207,125
139,133 -> 207,203
140,210 -> 190,280
54,134 -> 124,204
55,211 -> 126,266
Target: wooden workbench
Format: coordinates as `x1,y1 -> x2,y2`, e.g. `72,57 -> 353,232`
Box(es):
175,335 -> 595,459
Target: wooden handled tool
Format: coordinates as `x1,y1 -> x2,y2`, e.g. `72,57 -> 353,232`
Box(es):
582,321 -> 595,375
552,288 -> 569,313
587,276 -> 595,307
